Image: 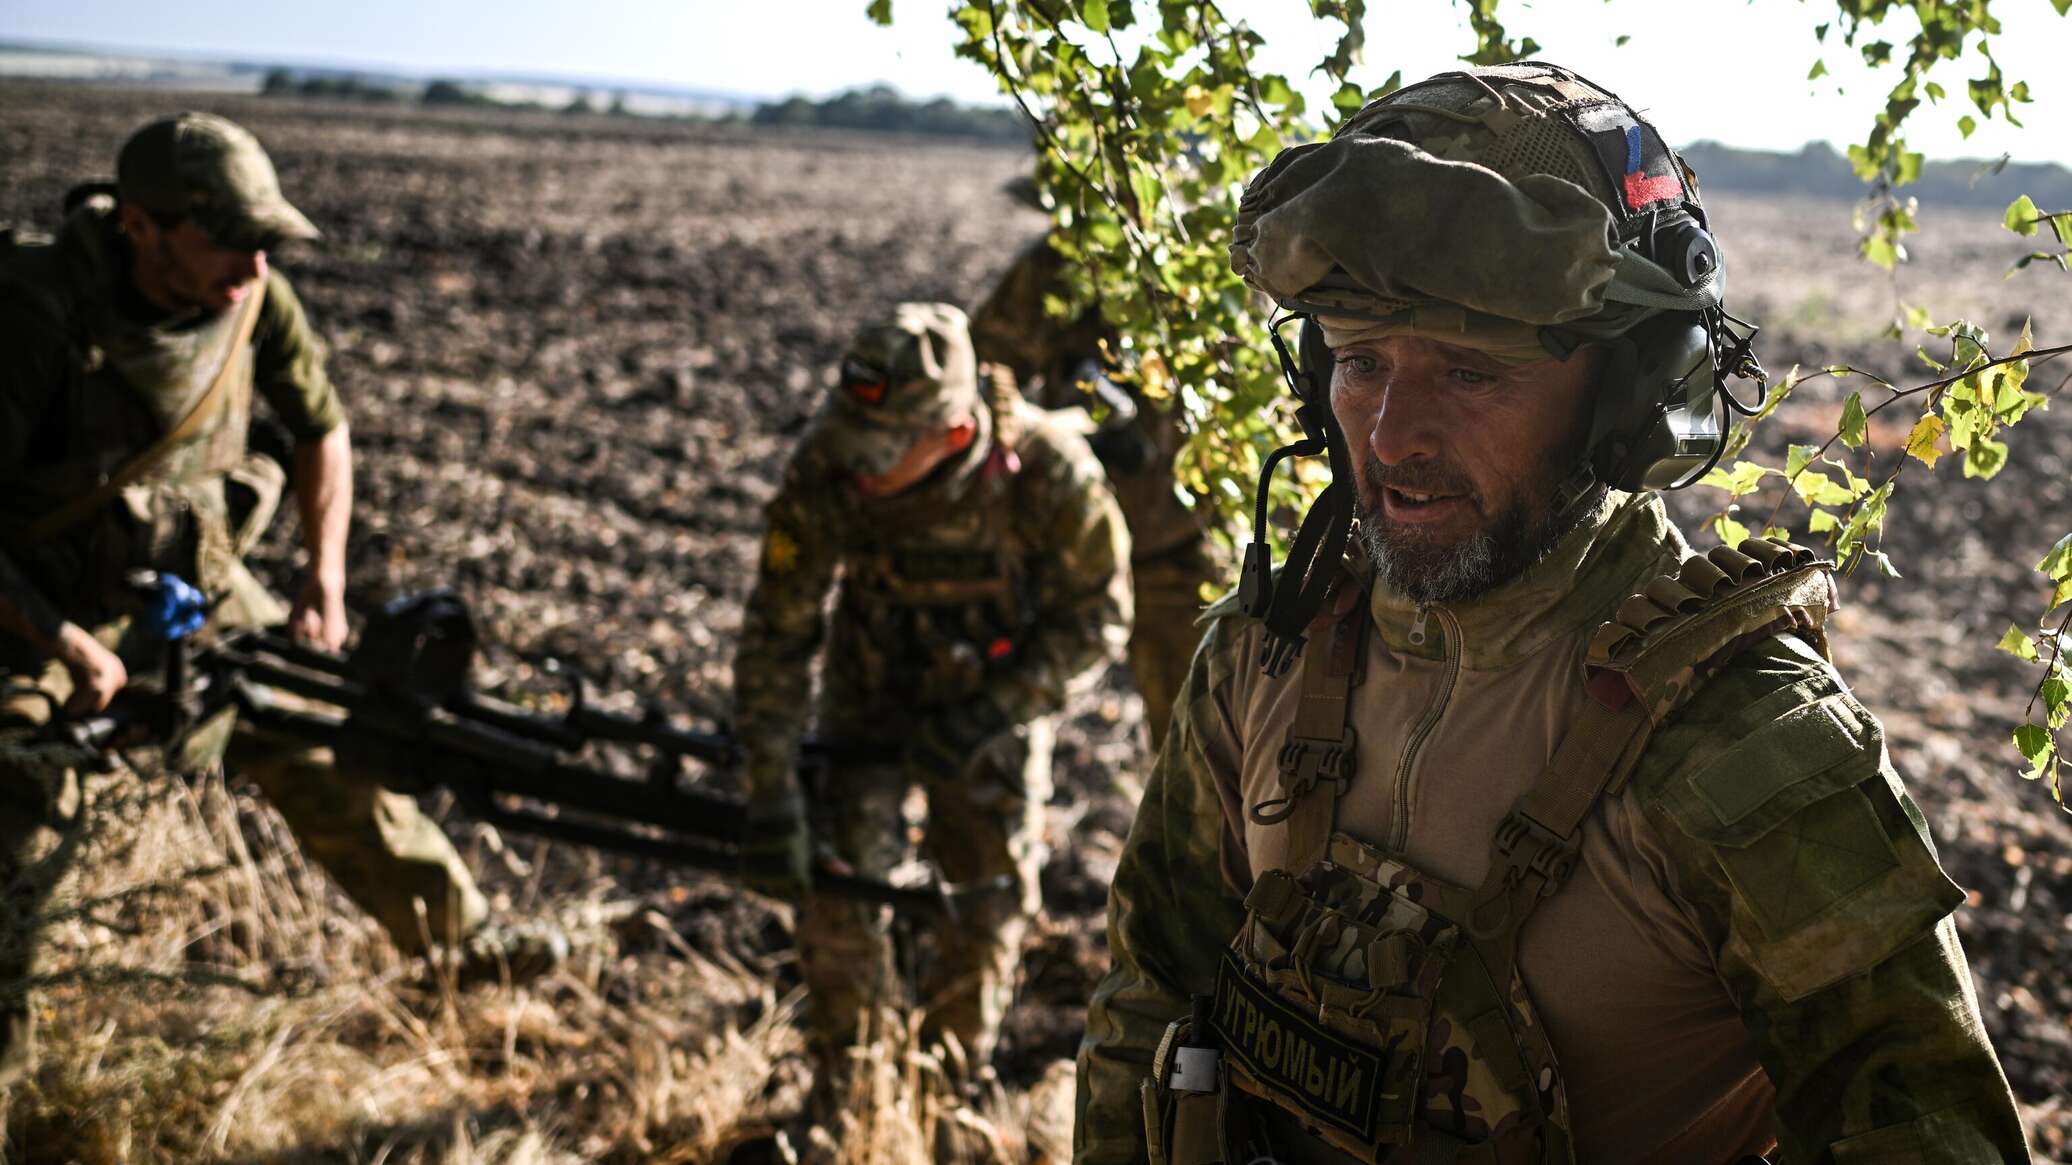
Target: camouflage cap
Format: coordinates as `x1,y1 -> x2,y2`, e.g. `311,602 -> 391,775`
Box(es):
117,112 -> 319,250
1230,62 -> 1722,359
821,302 -> 982,478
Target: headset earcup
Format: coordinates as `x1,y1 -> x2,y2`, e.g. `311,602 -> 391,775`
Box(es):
1590,315 -> 1721,492
1297,319 -> 1333,405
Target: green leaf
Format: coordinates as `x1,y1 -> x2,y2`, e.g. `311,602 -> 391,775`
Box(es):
2014,723 -> 2054,769
1792,470 -> 1857,507
2045,677 -> 2072,730
1713,515 -> 1750,547
1958,114 -> 1977,138
1862,232 -> 1900,270
1808,508 -> 1839,534
1708,459 -> 1771,496
2035,532 -> 2072,582
1785,443 -> 1821,479
1808,59 -> 1829,81
866,0 -> 892,24
1963,436 -> 2009,479
1999,624 -> 2042,662
1080,0 -> 1111,34
1838,392 -> 1868,449
2005,193 -> 2040,237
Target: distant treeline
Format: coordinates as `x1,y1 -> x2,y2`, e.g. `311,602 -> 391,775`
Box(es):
261,69 -> 625,115
1685,140 -> 2072,210
748,84 -> 1032,143
252,69 -> 2067,197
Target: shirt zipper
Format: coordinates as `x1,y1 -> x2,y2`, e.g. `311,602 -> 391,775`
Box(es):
1390,604 -> 1460,852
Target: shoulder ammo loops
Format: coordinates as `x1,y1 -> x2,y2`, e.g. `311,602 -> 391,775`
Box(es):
1250,570 -> 1369,871
1465,537 -> 1837,972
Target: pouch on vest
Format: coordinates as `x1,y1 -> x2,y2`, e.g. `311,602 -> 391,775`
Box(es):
1142,1002 -> 1230,1165
1195,537 -> 1837,1164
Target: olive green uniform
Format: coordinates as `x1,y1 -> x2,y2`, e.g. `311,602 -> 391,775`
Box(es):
970,237 -> 1220,749
0,200 -> 486,1081
1076,494 -> 2028,1163
733,394 -> 1131,1063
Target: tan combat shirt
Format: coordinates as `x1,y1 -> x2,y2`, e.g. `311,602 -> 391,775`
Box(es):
1079,493 -> 2029,1164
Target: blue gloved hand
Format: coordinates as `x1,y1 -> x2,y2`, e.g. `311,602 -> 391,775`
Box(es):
143,572 -> 208,641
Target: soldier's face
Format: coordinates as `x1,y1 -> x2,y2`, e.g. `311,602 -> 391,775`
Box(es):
1331,335 -> 1600,603
123,208 -> 267,315
851,416 -> 978,499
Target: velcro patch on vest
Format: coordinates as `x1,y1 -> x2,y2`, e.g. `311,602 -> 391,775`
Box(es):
1212,950 -> 1387,1143
891,548 -> 1007,585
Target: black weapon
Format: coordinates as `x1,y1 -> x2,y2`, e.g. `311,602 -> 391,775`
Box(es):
34,590 -> 1005,919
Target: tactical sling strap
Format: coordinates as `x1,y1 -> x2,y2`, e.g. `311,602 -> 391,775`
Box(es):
10,286 -> 265,548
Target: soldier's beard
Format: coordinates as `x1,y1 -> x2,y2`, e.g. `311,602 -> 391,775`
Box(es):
1353,455 -> 1598,606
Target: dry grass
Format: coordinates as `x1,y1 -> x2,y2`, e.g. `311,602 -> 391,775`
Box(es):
1,764 -> 1072,1163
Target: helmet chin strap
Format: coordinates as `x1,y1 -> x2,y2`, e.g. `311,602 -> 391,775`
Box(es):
1239,321 -> 1360,678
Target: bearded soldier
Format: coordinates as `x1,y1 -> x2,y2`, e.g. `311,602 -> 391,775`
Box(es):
1077,65 -> 2029,1163
731,303 -> 1130,1088
970,218 -> 1221,750
0,113 -> 559,1085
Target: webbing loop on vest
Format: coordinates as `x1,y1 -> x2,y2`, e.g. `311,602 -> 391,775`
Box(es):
1250,572 -> 1369,865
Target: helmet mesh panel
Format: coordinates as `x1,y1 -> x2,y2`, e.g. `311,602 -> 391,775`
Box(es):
1480,118 -> 1603,198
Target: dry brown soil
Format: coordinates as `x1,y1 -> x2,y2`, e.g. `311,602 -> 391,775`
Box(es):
1,82 -> 2066,1161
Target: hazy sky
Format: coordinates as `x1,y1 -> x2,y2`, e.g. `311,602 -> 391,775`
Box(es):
5,0 -> 2069,164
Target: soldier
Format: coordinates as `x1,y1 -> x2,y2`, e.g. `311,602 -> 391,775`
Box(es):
1078,64 -> 2031,1163
731,303 -> 1130,1090
970,216 -> 1221,751
0,112 -> 559,1086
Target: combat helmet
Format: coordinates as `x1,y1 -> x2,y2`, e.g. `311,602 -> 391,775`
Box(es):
1230,62 -> 1767,675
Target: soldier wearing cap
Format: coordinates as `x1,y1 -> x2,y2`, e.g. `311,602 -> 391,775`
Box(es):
0,113 -> 558,1084
1077,64 -> 2029,1163
730,302 -> 1130,1089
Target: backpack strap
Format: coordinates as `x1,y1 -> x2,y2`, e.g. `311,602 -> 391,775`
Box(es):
8,285 -> 265,548
1249,565 -> 1369,872
1463,537 -> 1838,972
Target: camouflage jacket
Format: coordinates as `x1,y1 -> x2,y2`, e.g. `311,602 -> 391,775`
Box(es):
0,196 -> 342,650
1077,493 -> 2029,1164
731,397 -> 1131,801
969,236 -> 1213,564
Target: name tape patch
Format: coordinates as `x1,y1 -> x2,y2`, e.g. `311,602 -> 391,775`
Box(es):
1212,950 -> 1387,1142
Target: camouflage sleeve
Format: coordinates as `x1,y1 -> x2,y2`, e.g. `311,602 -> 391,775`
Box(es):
729,447 -> 843,802
1076,603 -> 1251,1165
1632,635 -> 2030,1164
968,237 -> 1066,384
983,417 -> 1131,726
252,270 -> 346,440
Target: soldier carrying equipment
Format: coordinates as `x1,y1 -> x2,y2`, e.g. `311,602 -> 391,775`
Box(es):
5,585 -> 1003,920
0,112 -> 539,1083
732,302 -> 1131,1096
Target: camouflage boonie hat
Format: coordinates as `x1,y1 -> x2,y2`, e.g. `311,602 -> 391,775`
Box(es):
117,112 -> 320,250
1231,62 -> 1721,360
822,302 -> 982,477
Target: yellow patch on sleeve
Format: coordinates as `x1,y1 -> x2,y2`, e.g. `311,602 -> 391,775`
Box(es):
763,527 -> 800,574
